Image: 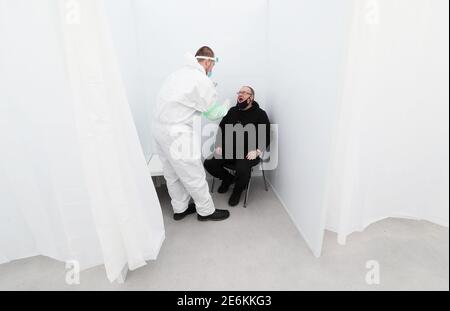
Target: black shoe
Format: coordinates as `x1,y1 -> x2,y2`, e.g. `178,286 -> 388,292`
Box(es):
197,209 -> 230,221
228,190 -> 243,207
173,203 -> 196,221
217,180 -> 233,194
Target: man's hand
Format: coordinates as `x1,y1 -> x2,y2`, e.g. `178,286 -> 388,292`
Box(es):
215,147 -> 223,156
246,149 -> 262,160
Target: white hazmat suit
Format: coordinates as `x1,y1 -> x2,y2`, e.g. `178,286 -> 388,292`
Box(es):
152,54 -> 219,216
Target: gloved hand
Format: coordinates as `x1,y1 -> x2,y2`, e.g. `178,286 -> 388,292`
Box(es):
203,99 -> 231,121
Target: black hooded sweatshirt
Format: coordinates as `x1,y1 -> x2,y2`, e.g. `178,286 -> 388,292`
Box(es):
215,101 -> 271,160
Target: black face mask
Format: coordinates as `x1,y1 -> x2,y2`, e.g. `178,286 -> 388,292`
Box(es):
237,97 -> 252,110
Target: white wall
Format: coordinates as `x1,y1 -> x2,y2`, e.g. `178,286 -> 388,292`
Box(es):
266,0 -> 352,256
133,0 -> 269,159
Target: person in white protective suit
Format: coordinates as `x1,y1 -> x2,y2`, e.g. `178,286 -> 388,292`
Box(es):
152,46 -> 230,222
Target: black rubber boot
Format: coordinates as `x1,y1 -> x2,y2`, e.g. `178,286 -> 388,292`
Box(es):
173,203 -> 196,221
197,209 -> 230,221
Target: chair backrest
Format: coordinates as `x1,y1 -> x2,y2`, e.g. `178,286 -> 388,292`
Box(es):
260,125 -> 277,162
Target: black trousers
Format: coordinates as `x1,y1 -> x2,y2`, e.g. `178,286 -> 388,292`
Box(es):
204,158 -> 260,193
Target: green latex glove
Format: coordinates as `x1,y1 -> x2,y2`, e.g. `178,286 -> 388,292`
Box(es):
203,99 -> 230,121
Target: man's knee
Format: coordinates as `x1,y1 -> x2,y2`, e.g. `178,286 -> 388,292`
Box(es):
203,158 -> 218,173
234,160 -> 252,177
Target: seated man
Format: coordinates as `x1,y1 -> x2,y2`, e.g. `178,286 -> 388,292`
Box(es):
204,86 -> 271,206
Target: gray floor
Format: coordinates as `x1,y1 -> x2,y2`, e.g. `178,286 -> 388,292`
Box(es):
0,177 -> 448,291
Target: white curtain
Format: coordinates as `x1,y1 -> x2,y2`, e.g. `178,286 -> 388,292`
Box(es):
325,0 -> 449,244
0,0 -> 165,282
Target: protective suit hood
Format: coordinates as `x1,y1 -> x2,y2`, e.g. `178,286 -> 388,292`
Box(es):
184,53 -> 207,75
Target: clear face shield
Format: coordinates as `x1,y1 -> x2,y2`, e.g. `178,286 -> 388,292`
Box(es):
195,56 -> 219,77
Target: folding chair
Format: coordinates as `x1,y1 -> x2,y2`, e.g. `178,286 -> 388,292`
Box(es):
211,159 -> 269,208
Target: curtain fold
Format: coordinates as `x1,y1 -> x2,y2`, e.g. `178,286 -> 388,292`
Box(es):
325,0 -> 449,244
0,0 -> 165,282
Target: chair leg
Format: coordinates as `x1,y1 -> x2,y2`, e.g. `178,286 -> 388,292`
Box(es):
211,177 -> 215,193
244,174 -> 252,208
260,161 -> 269,192
262,169 -> 269,192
